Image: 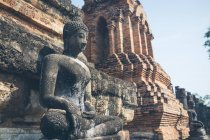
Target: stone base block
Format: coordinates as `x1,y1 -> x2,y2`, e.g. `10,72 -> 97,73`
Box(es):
75,131 -> 130,140
77,135 -> 120,140
130,132 -> 158,140
0,128 -> 42,140
187,135 -> 210,140
0,128 -> 129,140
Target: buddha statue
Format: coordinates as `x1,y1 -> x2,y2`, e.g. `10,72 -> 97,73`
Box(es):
39,17 -> 123,139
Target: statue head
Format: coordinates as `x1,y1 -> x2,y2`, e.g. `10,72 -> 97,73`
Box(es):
188,100 -> 195,109
63,17 -> 89,58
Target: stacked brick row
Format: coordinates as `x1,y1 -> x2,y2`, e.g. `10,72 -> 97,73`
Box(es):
83,0 -> 189,139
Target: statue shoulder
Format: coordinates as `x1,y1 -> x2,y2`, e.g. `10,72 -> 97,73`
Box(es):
43,54 -> 63,63
78,53 -> 88,63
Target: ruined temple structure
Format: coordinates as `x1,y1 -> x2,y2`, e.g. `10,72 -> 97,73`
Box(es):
83,0 -> 189,139
0,0 -> 201,140
176,86 -> 210,136
0,0 -> 138,139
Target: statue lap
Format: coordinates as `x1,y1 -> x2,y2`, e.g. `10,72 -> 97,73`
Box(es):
40,109 -> 122,139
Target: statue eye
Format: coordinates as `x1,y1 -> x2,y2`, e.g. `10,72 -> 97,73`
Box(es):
79,33 -> 85,38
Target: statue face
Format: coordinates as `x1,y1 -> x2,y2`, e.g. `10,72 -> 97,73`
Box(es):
64,29 -> 88,57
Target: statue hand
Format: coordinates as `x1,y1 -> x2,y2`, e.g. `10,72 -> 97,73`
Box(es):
83,101 -> 96,119
66,102 -> 81,116
82,111 -> 95,119
66,108 -> 77,129
65,102 -> 81,130
84,101 -> 95,112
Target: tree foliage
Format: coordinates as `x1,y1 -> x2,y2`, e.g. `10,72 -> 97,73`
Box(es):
193,93 -> 210,106
203,95 -> 210,106
204,27 -> 210,58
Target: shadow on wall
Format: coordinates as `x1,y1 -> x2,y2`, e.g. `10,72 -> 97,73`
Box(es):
95,16 -> 110,64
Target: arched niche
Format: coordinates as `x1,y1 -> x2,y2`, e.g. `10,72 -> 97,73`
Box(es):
95,16 -> 109,64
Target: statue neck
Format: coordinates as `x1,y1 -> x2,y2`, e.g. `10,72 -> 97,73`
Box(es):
63,50 -> 79,58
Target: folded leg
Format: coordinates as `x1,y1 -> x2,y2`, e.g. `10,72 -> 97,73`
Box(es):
40,109 -> 71,140
85,115 -> 123,137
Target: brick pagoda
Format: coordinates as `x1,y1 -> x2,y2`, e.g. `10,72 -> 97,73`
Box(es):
83,0 -> 189,139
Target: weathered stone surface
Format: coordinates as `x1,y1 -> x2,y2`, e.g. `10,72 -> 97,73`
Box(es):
0,73 -> 45,127
187,135 -> 210,140
90,67 -> 137,122
0,17 -> 60,75
76,131 -> 130,140
0,128 -> 42,140
0,128 -> 130,140
0,73 -> 30,122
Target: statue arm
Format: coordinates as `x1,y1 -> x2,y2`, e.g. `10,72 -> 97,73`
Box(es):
40,55 -> 80,115
83,82 -> 96,119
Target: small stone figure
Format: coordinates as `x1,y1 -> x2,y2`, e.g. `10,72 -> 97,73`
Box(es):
187,95 -> 208,140
39,17 -> 122,140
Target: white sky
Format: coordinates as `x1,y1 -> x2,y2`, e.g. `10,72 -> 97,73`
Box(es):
72,0 -> 210,96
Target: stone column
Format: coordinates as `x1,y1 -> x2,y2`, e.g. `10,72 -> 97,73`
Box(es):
146,32 -> 154,58
108,20 -> 116,56
123,11 -> 134,53
132,17 -> 142,54
140,24 -> 148,55
115,9 -> 124,54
